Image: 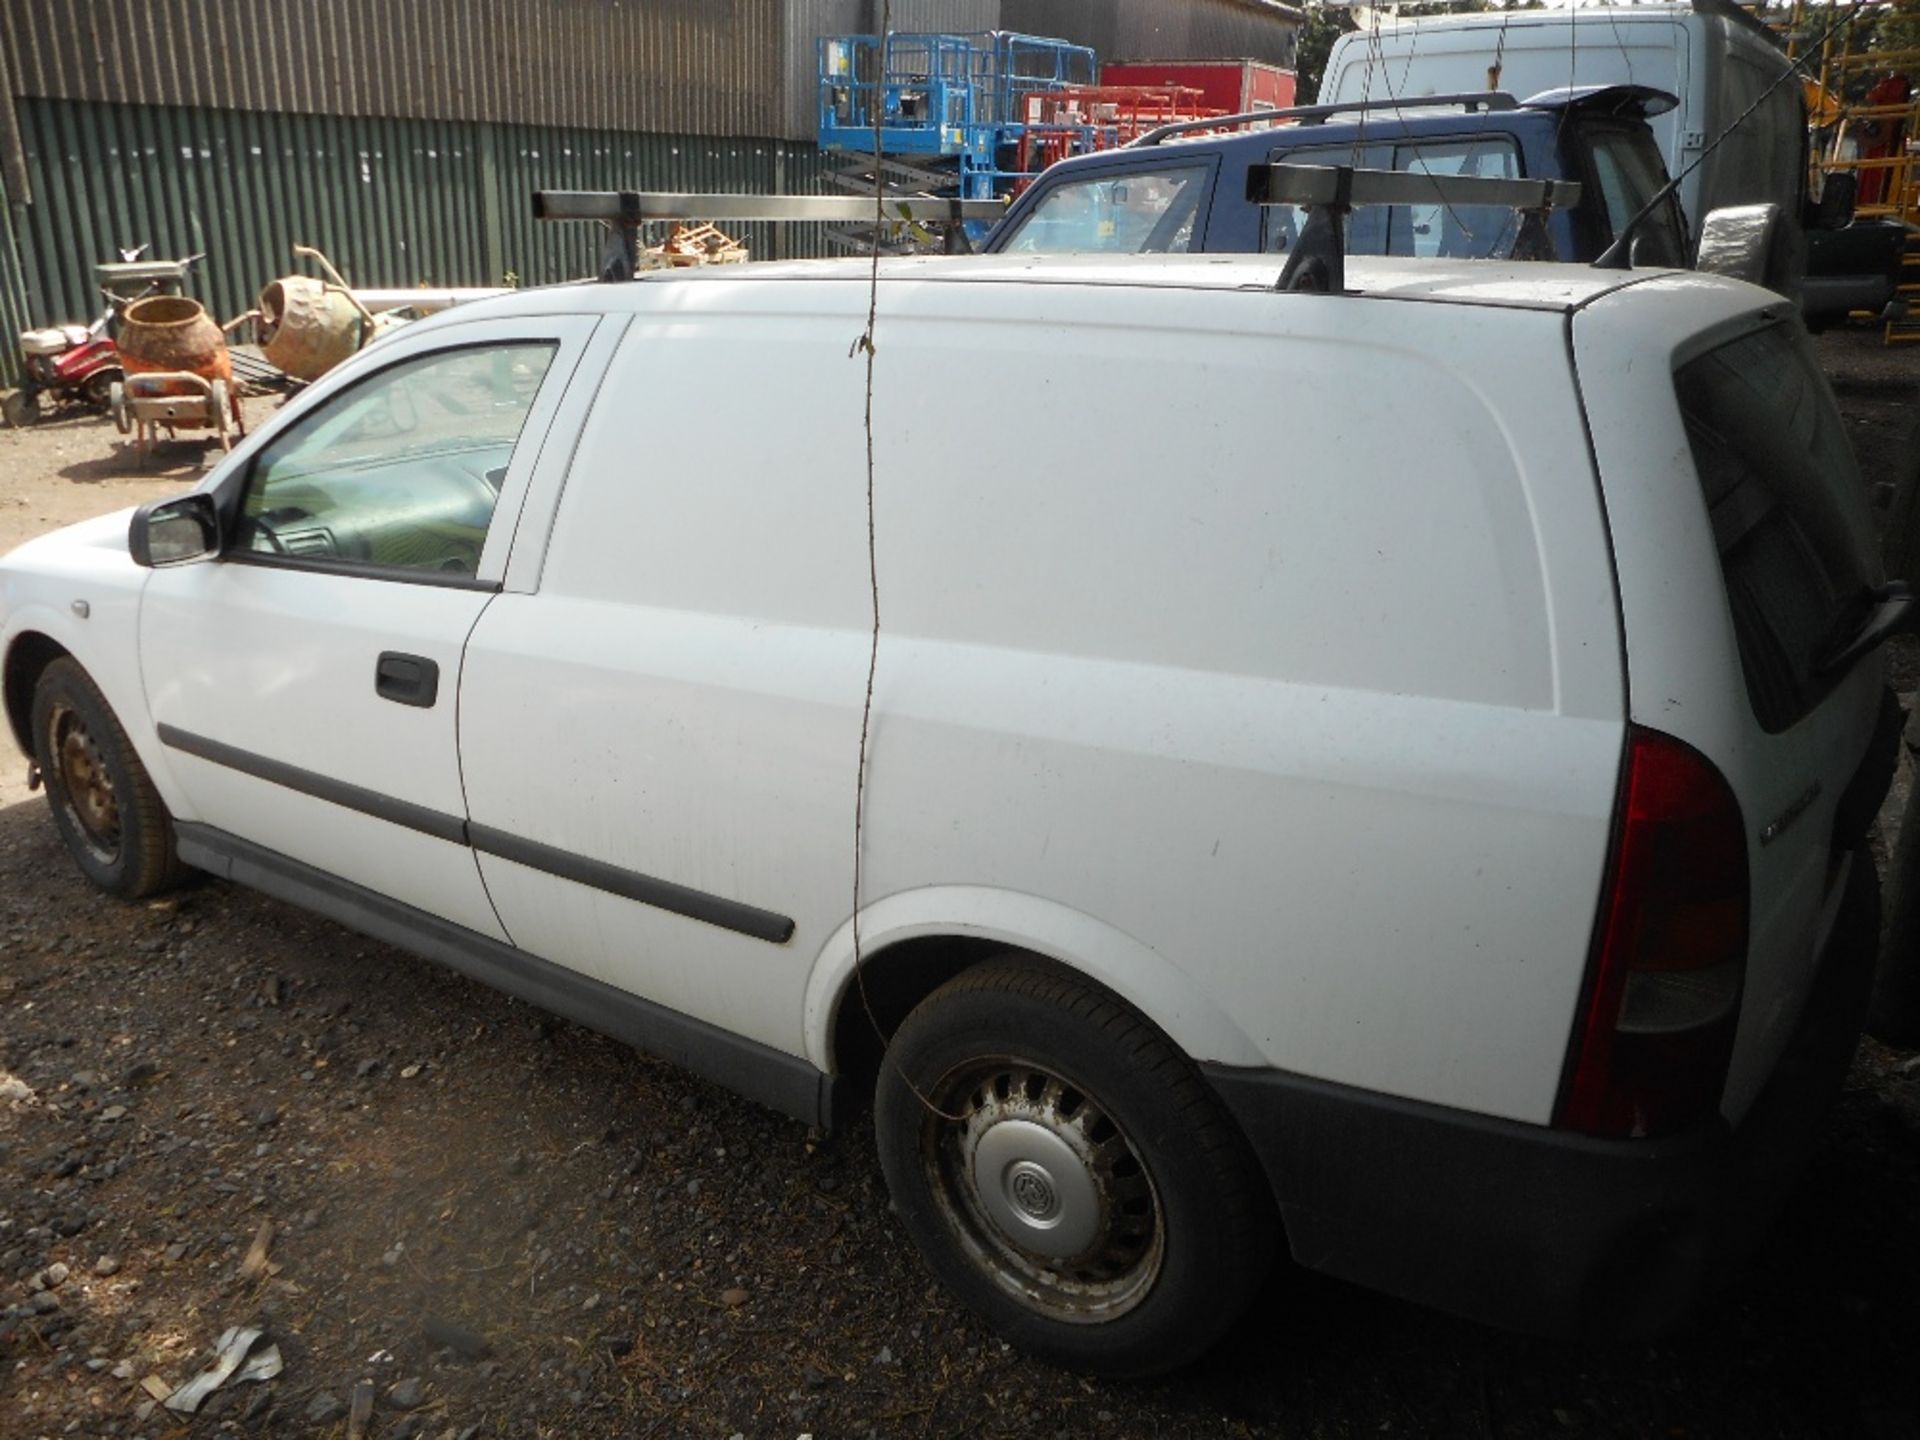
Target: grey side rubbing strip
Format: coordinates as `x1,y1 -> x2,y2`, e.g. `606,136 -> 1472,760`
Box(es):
157,723 -> 469,845
469,823 -> 796,945
156,724 -> 797,945
173,823 -> 834,1128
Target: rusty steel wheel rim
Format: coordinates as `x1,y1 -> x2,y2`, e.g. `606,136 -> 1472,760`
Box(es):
49,701 -> 121,863
922,1057 -> 1166,1325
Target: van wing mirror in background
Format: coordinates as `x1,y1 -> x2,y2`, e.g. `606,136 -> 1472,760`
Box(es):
1811,170 -> 1857,231
129,493 -> 221,567
1695,203 -> 1805,299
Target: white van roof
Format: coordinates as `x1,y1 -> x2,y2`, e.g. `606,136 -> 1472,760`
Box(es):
481,255 -> 1673,318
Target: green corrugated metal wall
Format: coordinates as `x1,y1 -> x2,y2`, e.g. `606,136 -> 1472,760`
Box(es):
2,96 -> 836,385
0,183 -> 30,376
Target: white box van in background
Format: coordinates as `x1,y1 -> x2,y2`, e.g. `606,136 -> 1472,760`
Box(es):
1318,2 -> 1801,240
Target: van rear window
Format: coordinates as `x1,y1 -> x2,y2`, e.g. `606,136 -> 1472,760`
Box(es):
1673,323 -> 1877,732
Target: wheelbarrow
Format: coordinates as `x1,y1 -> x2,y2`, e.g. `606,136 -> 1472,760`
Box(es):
109,372 -> 235,456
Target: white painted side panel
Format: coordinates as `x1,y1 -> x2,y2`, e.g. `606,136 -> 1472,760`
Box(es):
858,644 -> 1621,1114
468,275 -> 1623,1121
461,604 -> 868,1053
0,511 -> 182,807
139,564 -> 505,938
460,288 -> 875,1054
852,279 -> 1624,1120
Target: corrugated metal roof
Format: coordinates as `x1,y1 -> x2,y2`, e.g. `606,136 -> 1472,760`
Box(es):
1001,0 -> 1300,71
5,2 -> 1305,148
0,0 -> 790,140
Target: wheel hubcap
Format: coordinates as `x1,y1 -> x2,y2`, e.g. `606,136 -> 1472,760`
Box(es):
49,703 -> 120,861
973,1118 -> 1103,1258
925,1060 -> 1165,1323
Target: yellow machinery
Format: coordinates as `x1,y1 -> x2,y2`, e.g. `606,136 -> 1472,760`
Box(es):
1776,1 -> 1920,342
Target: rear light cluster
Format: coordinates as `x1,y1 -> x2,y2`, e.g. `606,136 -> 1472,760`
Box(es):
1556,727 -> 1749,1139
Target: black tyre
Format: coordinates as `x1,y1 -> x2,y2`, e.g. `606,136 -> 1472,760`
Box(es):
82,368 -> 122,411
30,657 -> 187,899
874,956 -> 1275,1377
2,387 -> 41,428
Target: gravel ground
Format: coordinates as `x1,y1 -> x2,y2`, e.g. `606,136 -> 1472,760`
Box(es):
2,334 -> 1919,1440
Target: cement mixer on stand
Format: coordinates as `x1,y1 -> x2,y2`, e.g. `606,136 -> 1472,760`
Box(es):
237,245 -> 507,386
110,294 -> 245,455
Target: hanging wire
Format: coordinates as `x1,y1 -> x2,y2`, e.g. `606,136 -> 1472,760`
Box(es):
1364,8 -> 1497,256
844,0 -> 890,1086
847,2 -> 964,1123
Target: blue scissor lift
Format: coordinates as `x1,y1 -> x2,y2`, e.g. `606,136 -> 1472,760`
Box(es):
818,31 -> 1096,249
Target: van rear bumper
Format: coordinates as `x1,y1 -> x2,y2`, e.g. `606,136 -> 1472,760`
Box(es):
1203,849 -> 1879,1337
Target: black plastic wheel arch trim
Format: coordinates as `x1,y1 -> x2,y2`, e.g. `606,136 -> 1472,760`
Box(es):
155,723 -> 796,944
173,821 -> 833,1126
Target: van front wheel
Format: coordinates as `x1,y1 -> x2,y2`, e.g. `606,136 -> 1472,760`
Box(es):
874,956 -> 1274,1376
31,657 -> 187,899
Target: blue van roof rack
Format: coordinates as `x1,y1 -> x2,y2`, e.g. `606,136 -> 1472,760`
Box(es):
1257,163 -> 1582,295
1132,92 -> 1519,148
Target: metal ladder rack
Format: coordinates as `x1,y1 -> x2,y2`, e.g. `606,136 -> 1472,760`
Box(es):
531,191 -> 1008,280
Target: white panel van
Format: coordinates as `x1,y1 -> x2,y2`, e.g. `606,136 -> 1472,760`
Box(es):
0,252 -> 1902,1374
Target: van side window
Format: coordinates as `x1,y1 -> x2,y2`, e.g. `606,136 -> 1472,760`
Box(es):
1000,164 -> 1209,253
238,343 -> 556,579
1263,137 -> 1519,258
1388,137 -> 1523,258
1263,143 -> 1389,255
1585,126 -> 1688,266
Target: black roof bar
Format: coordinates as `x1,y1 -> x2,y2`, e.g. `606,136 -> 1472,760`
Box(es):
1131,91 -> 1519,148
1256,163 -> 1582,295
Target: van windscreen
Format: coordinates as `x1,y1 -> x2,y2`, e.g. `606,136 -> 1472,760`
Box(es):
1673,322 -> 1878,732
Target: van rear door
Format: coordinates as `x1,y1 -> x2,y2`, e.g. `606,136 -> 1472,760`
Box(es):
1574,291 -> 1886,1123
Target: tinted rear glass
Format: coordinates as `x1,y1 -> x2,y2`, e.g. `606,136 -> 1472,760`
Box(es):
1583,123 -> 1687,266
1673,323 -> 1878,732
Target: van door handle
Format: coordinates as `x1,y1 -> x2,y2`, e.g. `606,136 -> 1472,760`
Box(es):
375,652 -> 440,708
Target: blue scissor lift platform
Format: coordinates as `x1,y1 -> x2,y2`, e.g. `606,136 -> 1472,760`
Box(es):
818,30 -> 1096,248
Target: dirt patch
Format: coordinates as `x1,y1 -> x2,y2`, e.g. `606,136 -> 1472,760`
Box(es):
2,335 -> 1919,1439
0,395 -> 282,560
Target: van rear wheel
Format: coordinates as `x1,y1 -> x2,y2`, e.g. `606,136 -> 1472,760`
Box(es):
874,956 -> 1274,1376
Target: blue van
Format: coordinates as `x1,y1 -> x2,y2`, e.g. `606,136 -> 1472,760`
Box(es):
984,87 -> 1691,267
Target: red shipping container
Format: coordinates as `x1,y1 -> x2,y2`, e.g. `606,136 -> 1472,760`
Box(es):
1098,59 -> 1296,114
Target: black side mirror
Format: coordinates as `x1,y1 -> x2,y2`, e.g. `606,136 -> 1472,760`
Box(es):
1812,171 -> 1857,231
130,492 -> 220,568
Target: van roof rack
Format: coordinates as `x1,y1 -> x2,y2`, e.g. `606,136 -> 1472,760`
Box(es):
1131,92 -> 1519,148
533,190 -> 1008,280
1255,163 -> 1582,294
